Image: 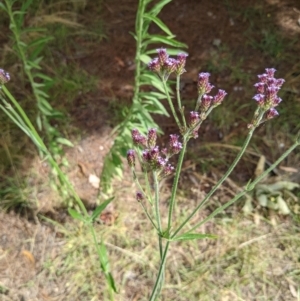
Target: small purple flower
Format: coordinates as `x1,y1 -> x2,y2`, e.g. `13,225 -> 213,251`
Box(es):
148,58 -> 161,73
175,53 -> 188,75
254,82 -> 265,94
201,94 -> 213,111
266,108 -> 279,120
189,111 -> 200,127
0,69 -> 10,85
253,94 -> 265,106
157,156 -> 168,167
147,128 -> 157,148
265,68 -> 276,77
157,48 -> 169,65
169,134 -> 182,155
142,149 -> 152,162
198,72 -> 214,95
150,146 -> 160,161
163,58 -> 177,75
213,89 -> 227,106
191,129 -> 199,139
163,164 -> 175,176
253,68 -> 285,113
127,149 -> 136,167
136,191 -> 144,202
132,129 -> 147,147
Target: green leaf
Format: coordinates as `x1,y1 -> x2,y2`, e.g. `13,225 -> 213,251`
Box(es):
144,34 -> 187,48
172,233 -> 217,241
68,208 -> 86,223
107,272 -> 117,293
139,54 -> 152,64
0,3 -> 8,12
148,0 -> 172,17
56,137 -> 74,147
91,197 -> 114,221
143,13 -> 173,36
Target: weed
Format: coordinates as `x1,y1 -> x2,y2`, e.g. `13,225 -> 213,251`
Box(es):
126,49 -> 300,299
100,0 -> 187,194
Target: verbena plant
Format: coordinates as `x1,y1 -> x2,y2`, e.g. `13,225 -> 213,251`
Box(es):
0,70 -> 117,300
0,0 -> 72,153
126,48 -> 300,300
100,0 -> 187,194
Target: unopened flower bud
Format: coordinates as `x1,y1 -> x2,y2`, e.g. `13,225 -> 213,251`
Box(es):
0,69 -> 10,85
163,164 -> 174,176
148,58 -> 161,73
163,58 -> 177,76
147,128 -> 157,148
132,129 -> 147,147
157,48 -> 169,65
201,94 -> 213,111
189,111 -> 200,127
127,149 -> 136,167
213,89 -> 227,106
136,191 -> 144,202
266,108 -> 279,120
197,72 -> 214,95
169,134 -> 182,155
175,53 -> 188,75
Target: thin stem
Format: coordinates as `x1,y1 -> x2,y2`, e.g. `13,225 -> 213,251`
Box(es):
153,171 -> 162,234
140,200 -> 158,231
185,140 -> 299,233
167,135 -> 188,231
2,86 -> 88,214
90,226 -> 114,301
176,75 -> 186,128
162,79 -> 181,129
172,124 -> 258,238
149,241 -> 170,301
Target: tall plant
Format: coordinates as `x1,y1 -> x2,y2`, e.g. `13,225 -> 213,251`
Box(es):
100,0 -> 187,193
126,49 -> 300,300
0,0 -> 72,157
0,69 -> 117,300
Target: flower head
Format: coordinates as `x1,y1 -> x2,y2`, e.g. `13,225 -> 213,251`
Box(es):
0,69 -> 10,85
197,72 -> 214,95
253,68 -> 285,112
127,149 -> 136,167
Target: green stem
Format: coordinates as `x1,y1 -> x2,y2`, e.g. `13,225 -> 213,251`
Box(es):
90,226 -> 114,301
167,136 -> 188,230
154,171 -> 162,234
185,140 -> 299,233
162,79 -> 181,129
149,241 -> 170,301
172,124 -> 258,238
176,75 -> 186,128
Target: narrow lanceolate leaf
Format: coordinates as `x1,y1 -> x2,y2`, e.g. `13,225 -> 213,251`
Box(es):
172,233 -> 217,241
91,197 -> 114,221
139,54 -> 152,64
143,13 -> 173,36
56,137 -> 74,147
148,0 -> 172,17
143,34 -> 187,48
0,3 -> 8,12
68,208 -> 86,223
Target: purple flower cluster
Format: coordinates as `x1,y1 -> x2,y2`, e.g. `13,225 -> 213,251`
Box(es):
148,48 -> 188,80
197,72 -> 227,108
127,128 -> 182,176
0,69 -> 10,85
188,72 -> 227,138
253,68 -> 285,119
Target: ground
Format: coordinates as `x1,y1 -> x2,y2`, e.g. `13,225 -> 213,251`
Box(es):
0,0 -> 300,300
